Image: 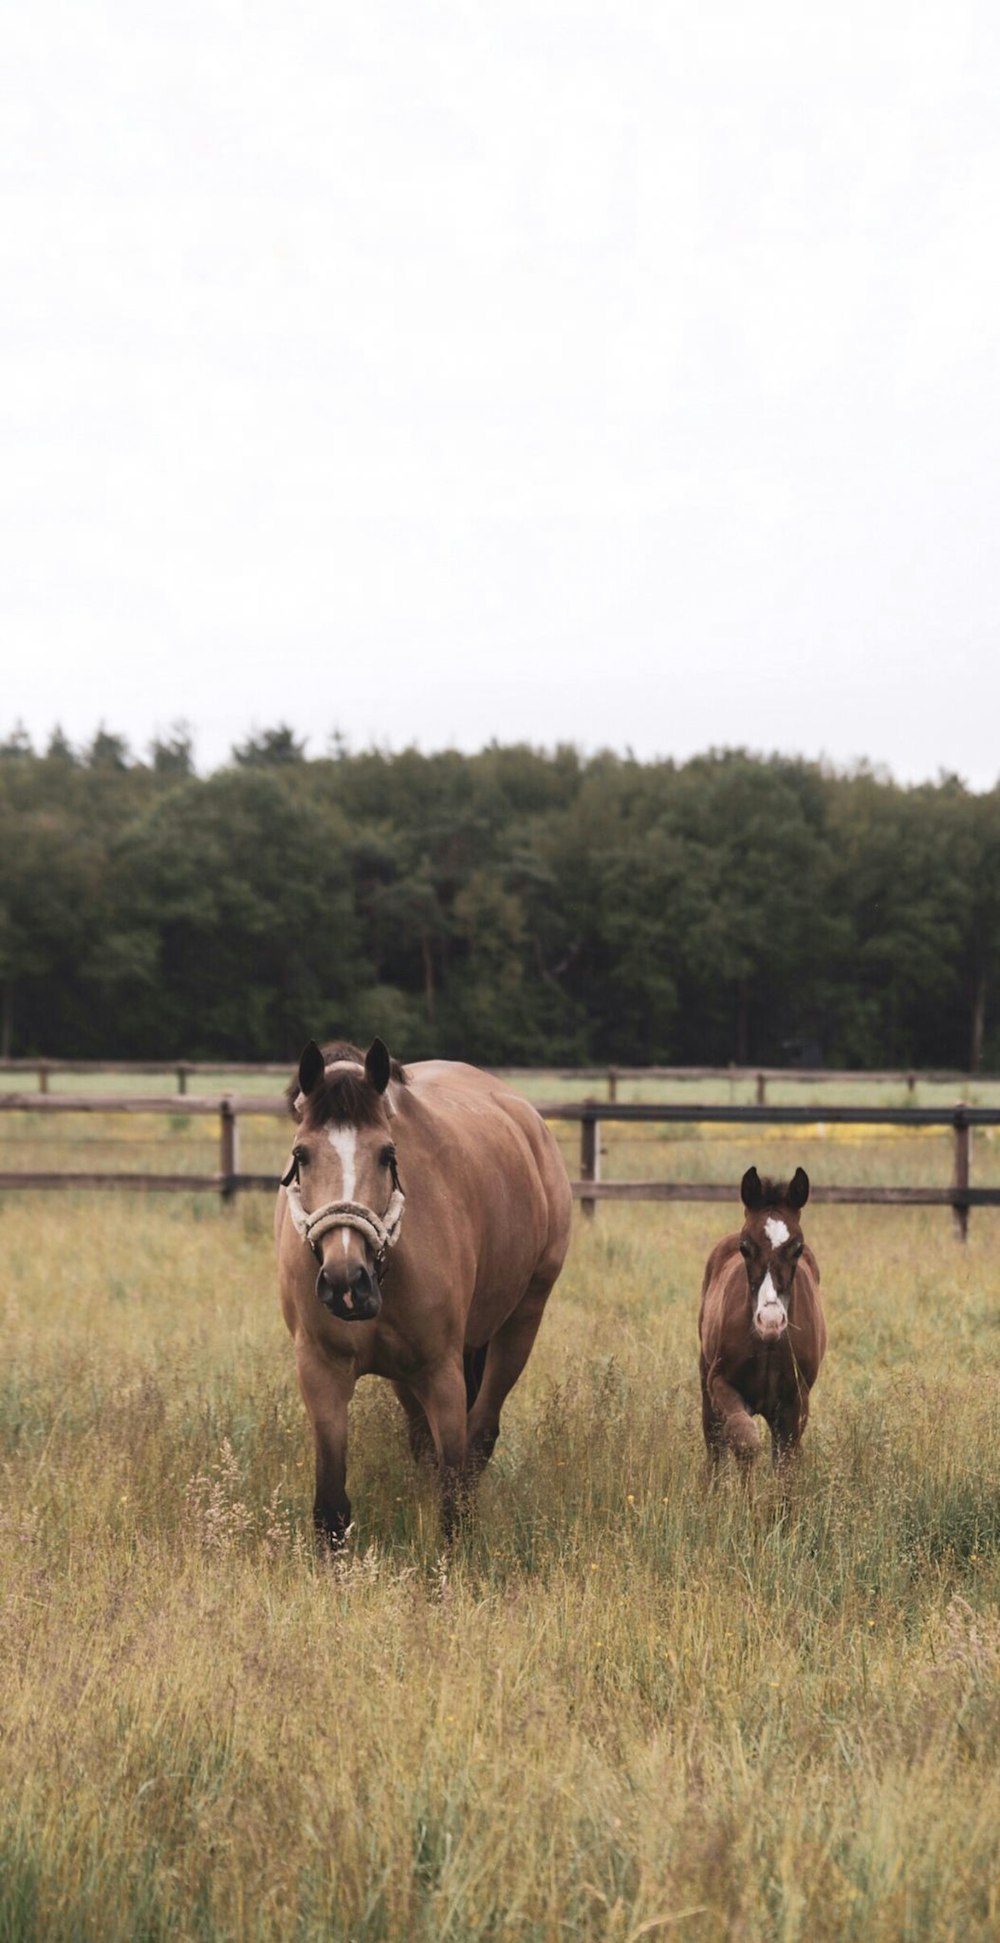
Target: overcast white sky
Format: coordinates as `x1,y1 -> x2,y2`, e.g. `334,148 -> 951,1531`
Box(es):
4,1 -> 1000,783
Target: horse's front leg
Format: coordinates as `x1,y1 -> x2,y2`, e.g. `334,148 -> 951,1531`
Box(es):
769,1391 -> 809,1472
411,1360 -> 470,1543
295,1341 -> 357,1550
706,1367 -> 762,1466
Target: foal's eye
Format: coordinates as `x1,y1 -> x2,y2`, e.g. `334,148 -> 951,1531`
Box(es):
379,1145 -> 396,1169
293,1146 -> 310,1168
739,1239 -> 752,1259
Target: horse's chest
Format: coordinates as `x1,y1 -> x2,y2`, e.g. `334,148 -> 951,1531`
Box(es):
735,1345 -> 792,1416
757,1354 -> 786,1415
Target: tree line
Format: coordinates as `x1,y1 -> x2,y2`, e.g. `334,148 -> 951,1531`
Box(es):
1,722 -> 999,1071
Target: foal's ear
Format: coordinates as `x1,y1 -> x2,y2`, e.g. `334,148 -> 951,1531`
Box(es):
788,1166 -> 810,1209
297,1040 -> 326,1097
364,1037 -> 392,1095
740,1166 -> 763,1210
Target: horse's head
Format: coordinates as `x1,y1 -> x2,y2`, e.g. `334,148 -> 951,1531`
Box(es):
738,1165 -> 810,1343
284,1037 -> 406,1323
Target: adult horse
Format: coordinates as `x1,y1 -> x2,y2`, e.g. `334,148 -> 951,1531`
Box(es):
275,1038 -> 572,1545
698,1166 -> 826,1470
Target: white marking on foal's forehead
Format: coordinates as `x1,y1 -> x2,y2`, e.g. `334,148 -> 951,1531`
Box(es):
764,1216 -> 790,1248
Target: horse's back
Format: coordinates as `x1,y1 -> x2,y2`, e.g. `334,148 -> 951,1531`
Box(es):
699,1238 -> 744,1359
396,1060 -> 572,1280
408,1062 -> 569,1202
700,1232 -> 741,1301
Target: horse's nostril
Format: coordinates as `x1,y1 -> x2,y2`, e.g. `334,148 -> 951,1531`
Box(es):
315,1261 -> 380,1321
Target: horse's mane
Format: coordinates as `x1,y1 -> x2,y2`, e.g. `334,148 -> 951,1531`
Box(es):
753,1177 -> 796,1208
286,1041 -> 408,1127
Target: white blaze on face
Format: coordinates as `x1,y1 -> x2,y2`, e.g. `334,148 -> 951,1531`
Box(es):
764,1216 -> 790,1249
754,1268 -> 787,1336
326,1126 -> 358,1255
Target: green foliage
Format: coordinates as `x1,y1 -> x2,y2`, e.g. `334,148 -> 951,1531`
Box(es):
149,723 -> 195,776
231,724 -> 306,767
1,731 -> 1000,1065
87,725 -> 132,770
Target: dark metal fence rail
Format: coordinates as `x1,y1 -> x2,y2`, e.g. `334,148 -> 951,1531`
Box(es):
0,1093 -> 998,1237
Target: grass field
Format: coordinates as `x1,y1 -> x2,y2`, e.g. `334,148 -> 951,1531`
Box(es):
2,1117 -> 1000,1939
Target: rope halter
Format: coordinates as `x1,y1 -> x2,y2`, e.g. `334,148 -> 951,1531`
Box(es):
280,1157 -> 406,1282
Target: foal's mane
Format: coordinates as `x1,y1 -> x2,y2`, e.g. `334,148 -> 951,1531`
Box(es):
286,1041 -> 408,1128
751,1177 -> 797,1210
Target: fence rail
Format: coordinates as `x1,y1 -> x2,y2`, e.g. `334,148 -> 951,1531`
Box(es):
537,1100 -> 1000,1238
0,1092 -> 998,1237
3,1058 -> 1000,1101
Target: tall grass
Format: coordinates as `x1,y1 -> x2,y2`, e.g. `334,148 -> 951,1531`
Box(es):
2,1180 -> 999,1939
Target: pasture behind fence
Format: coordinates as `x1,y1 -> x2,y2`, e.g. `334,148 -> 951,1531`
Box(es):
1,1087 -> 999,1237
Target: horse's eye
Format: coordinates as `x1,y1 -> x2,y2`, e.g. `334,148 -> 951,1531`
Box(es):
791,1240 -> 803,1260
739,1239 -> 751,1259
293,1146 -> 310,1168
379,1145 -> 396,1169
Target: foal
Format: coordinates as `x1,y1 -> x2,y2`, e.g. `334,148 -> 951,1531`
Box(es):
698,1166 -> 826,1470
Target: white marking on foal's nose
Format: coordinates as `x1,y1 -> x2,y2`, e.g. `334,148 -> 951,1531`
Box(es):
755,1269 -> 786,1332
326,1127 -> 358,1257
764,1216 -> 790,1249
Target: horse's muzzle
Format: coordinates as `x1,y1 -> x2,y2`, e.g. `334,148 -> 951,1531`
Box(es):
316,1261 -> 382,1323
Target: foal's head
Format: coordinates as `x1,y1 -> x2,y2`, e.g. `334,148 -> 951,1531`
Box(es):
285,1038 -> 406,1322
738,1165 -> 810,1343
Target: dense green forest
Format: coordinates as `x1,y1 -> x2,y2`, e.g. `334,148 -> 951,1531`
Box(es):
2,723 -> 999,1070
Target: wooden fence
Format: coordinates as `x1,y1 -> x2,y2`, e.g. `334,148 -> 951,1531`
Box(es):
1,1092 -> 999,1238
543,1100 -> 1000,1240
1,1059 -> 997,1101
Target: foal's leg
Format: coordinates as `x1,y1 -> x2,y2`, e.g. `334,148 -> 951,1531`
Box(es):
706,1368 -> 762,1466
700,1360 -> 726,1472
769,1392 -> 808,1472
295,1342 -> 357,1550
464,1274 -> 553,1477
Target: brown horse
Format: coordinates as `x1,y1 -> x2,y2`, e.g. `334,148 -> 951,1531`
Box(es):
275,1037 -> 572,1545
698,1165 -> 826,1470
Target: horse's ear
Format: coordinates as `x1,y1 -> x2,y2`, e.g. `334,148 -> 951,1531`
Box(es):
741,1158 -> 768,1204
788,1166 -> 810,1209
364,1037 -> 392,1095
741,1166 -> 763,1210
297,1040 -> 325,1097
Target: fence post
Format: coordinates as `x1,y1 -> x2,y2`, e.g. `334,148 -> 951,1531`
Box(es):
177,1065 -> 188,1096
39,1062 -> 50,1095
220,1096 -> 239,1201
756,1071 -> 766,1107
952,1104 -> 971,1242
580,1104 -> 600,1220
608,1066 -> 618,1103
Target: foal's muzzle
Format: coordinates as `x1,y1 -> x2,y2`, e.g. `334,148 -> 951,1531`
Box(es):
316,1261 -> 382,1323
